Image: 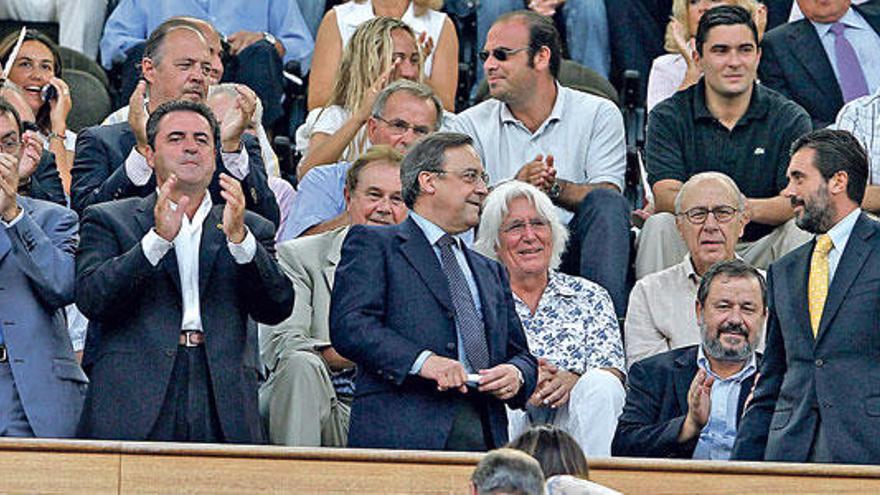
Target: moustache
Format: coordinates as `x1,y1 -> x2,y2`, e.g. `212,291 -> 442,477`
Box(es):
718,322 -> 748,337
790,197 -> 805,209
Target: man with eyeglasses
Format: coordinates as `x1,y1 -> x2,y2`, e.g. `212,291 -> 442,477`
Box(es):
0,97 -> 87,438
283,80 -> 442,241
614,259 -> 764,460
71,21 -> 279,227
449,10 -> 631,319
639,5 -> 813,280
259,145 -> 408,447
330,132 -> 537,451
626,172 -> 765,367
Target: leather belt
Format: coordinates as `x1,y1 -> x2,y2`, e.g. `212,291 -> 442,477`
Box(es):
179,331 -> 205,347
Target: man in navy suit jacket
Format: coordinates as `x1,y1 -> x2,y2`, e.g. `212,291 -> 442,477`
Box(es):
70,20 -> 278,226
330,133 -> 538,451
733,129 -> 880,464
759,0 -> 880,129
0,102 -> 86,438
613,259 -> 764,459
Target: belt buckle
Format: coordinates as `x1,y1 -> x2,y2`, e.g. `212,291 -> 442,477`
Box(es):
0,345 -> 8,363
180,331 -> 203,348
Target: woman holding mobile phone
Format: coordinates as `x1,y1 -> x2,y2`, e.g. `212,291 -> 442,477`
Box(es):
0,29 -> 74,194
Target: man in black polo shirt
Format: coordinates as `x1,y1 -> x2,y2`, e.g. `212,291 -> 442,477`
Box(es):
636,5 -> 812,280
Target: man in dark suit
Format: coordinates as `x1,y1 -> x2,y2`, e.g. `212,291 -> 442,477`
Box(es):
0,100 -> 86,438
330,132 -> 538,451
613,259 -> 764,459
75,99 -> 294,442
759,0 -> 880,129
70,19 -> 279,226
733,129 -> 880,464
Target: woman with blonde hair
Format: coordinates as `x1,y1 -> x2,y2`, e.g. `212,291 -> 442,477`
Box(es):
296,16 -> 425,179
646,0 -> 767,112
307,0 -> 458,112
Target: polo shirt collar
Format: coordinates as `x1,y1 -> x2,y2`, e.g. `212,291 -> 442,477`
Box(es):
692,79 -> 769,124
500,82 -> 565,133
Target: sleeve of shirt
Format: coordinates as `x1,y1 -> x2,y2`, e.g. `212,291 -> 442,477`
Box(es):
221,147 -> 250,180
141,228 -> 173,266
409,350 -> 434,375
645,101 -> 688,186
584,99 -> 627,190
98,0 -> 148,69
646,55 -> 681,114
285,165 -> 347,238
227,226 -> 257,264
268,0 -> 315,64
623,279 -> 669,369
124,148 -> 154,186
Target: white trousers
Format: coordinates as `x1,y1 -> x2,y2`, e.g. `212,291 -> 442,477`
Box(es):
0,0 -> 108,58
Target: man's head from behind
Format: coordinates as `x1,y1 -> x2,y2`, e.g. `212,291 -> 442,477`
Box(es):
344,145 -> 408,226
696,259 -> 766,363
367,80 -> 442,153
145,100 -> 219,196
401,132 -> 488,234
694,5 -> 760,100
483,11 -> 561,104
783,129 -> 867,234
675,172 -> 749,276
142,21 -> 211,107
471,448 -> 545,495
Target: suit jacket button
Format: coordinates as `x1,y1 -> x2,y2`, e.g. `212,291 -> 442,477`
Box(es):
815,359 -> 824,368
165,349 -> 175,357
376,370 -> 383,376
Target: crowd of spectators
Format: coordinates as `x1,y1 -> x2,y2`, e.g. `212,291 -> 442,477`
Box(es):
2,0 -> 880,480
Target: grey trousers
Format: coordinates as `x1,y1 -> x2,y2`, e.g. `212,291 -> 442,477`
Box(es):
259,350 -> 351,447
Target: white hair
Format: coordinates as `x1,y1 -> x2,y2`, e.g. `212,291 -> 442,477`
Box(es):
475,180 -> 569,270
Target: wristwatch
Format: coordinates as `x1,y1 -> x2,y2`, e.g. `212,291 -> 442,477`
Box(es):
263,32 -> 278,46
547,179 -> 562,201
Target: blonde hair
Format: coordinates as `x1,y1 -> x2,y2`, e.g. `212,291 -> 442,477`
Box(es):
664,0 -> 759,53
327,16 -> 424,160
353,0 -> 443,16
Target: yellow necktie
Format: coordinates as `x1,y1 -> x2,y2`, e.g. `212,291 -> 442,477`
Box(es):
808,234 -> 834,336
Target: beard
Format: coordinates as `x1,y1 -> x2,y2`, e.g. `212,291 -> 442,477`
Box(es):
700,320 -> 755,363
792,183 -> 836,234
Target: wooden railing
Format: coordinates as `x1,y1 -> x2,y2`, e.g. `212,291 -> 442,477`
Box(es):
0,438 -> 878,494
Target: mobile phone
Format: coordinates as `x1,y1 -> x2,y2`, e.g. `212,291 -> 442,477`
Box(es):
41,84 -> 57,102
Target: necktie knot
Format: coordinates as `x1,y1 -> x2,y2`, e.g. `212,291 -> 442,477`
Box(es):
437,233 -> 457,249
815,234 -> 833,256
830,22 -> 847,36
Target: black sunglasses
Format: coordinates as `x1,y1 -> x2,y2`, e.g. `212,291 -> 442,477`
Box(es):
478,47 -> 529,62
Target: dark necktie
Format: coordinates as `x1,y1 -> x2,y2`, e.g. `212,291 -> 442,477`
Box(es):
436,234 -> 490,371
830,22 -> 869,103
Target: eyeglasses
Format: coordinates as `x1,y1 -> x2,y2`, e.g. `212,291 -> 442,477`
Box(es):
431,168 -> 490,185
478,47 -> 529,62
677,205 -> 740,225
373,115 -> 432,137
501,218 -> 549,235
0,135 -> 20,154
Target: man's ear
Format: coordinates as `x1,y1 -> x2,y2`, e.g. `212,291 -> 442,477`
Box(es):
144,144 -> 156,170
141,58 -> 157,85
366,116 -> 379,142
695,299 -> 704,325
533,45 -> 551,72
829,170 -> 849,196
343,186 -> 352,210
418,170 -> 436,195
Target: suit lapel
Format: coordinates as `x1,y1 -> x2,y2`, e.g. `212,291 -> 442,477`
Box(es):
776,242 -> 813,342
736,372 -> 758,427
787,21 -> 843,105
323,227 -> 347,291
198,206 -> 226,297
673,348 -> 698,415
816,214 -> 874,342
0,225 -> 10,263
135,194 -> 182,295
398,218 -> 453,312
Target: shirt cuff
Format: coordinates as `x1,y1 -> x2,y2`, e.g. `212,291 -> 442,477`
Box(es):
514,366 -> 524,385
227,226 -> 256,264
124,148 -> 153,186
222,147 -> 250,180
141,228 -> 173,266
409,350 -> 434,375
0,207 -> 24,227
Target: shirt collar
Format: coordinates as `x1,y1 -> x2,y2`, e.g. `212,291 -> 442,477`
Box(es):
696,345 -> 758,383
825,207 -> 861,255
409,211 -> 473,247
544,270 -> 578,298
692,79 -> 768,124
500,81 -> 565,130
811,7 -> 868,36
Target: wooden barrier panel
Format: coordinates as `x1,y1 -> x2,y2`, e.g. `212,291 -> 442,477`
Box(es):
0,439 -> 878,494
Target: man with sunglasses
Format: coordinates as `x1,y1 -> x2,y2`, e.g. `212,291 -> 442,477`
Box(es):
283,80 -> 442,240
330,132 -> 537,451
450,10 -> 631,319
639,5 -> 812,280
626,172 -> 764,367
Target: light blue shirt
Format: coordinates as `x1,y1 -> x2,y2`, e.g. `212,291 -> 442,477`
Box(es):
99,0 -> 314,68
408,211 -> 481,374
282,161 -> 351,241
824,207 -> 861,282
693,347 -> 758,460
810,8 -> 880,95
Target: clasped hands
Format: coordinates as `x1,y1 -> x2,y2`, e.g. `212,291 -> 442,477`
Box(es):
419,354 -> 521,401
515,154 -> 557,193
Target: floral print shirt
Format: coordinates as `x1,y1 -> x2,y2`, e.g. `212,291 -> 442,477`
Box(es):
513,271 -> 624,374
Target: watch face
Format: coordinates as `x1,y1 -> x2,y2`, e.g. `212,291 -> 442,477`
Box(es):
264,33 -> 277,45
